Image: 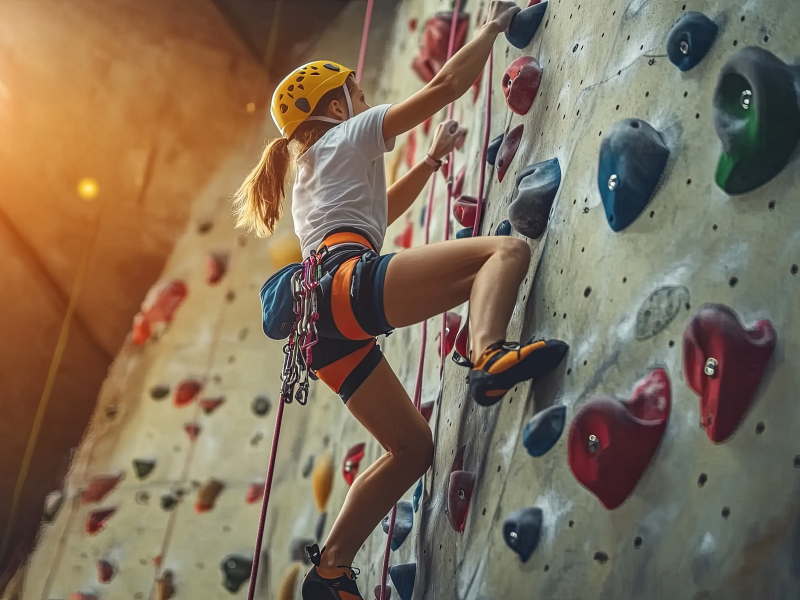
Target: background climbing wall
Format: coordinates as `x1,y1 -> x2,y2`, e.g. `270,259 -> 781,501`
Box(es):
17,0 -> 800,599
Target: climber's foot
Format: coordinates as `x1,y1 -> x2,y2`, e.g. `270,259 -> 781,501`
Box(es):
469,339 -> 568,406
302,544 -> 364,600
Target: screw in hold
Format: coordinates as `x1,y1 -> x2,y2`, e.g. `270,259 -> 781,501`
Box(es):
588,434 -> 599,453
740,89 -> 752,110
608,174 -> 618,190
704,357 -> 718,377
458,489 -> 466,500
679,40 -> 690,54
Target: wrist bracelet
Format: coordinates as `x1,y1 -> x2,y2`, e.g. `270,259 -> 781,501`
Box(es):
424,154 -> 443,171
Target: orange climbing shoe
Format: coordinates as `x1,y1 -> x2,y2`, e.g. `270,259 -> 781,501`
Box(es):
302,544 -> 364,600
468,339 -> 568,406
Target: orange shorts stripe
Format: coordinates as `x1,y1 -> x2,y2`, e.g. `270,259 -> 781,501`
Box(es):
331,257 -> 371,340
314,340 -> 376,393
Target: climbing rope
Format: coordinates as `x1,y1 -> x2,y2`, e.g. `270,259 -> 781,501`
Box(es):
356,0 -> 375,82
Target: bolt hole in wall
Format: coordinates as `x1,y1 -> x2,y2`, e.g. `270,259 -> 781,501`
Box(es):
634,536 -> 643,549
698,473 -> 708,487
769,200 -> 776,211
729,276 -> 738,287
756,421 -> 765,434
722,507 -> 731,518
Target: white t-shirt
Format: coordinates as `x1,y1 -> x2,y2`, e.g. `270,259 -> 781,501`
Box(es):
292,104 -> 396,258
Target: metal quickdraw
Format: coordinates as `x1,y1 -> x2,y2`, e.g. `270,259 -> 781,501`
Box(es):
280,251 -> 323,406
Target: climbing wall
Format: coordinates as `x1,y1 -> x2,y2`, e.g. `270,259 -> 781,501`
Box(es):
19,0 -> 800,599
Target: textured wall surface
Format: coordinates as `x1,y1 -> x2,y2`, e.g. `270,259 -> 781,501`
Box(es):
18,0 -> 800,599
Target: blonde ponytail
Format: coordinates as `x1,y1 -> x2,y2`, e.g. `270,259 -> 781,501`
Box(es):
233,137 -> 290,237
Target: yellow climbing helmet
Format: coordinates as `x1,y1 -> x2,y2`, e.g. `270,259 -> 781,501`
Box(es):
271,60 -> 356,139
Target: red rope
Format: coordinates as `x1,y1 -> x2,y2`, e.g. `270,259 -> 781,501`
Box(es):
356,0 -> 375,83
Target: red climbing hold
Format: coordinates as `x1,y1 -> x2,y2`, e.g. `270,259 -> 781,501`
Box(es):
199,397 -> 225,415
246,482 -> 265,504
195,479 -> 225,513
394,220 -> 413,249
342,443 -> 366,487
415,12 -> 469,83
408,18 -> 418,32
86,507 -> 117,535
81,473 -> 123,504
496,125 -> 524,182
420,400 -> 434,423
438,312 -> 462,358
453,196 -> 478,228
174,380 -> 202,408
447,471 -> 476,534
206,252 -> 229,286
683,304 -> 776,444
132,279 -> 188,344
374,585 -> 392,600
405,129 -> 417,170
411,55 -> 436,84
528,0 -> 542,5
97,559 -> 114,584
568,368 -> 671,510
502,57 -> 543,116
184,422 -> 201,441
453,165 -> 466,199
423,116 -> 433,136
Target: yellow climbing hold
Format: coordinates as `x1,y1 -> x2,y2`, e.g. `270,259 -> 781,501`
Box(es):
312,449 -> 334,513
268,231 -> 303,270
277,563 -> 301,600
77,178 -> 99,201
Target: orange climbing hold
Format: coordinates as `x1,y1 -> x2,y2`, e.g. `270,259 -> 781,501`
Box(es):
199,397 -> 225,415
86,507 -> 116,535
184,422 -> 201,441
394,220 -> 413,249
342,443 -> 366,487
131,279 -> 188,345
81,473 -> 123,504
174,380 -> 202,407
312,450 -> 334,513
157,570 -> 175,600
206,252 -> 229,286
195,479 -> 225,513
277,563 -> 301,600
246,482 -> 265,504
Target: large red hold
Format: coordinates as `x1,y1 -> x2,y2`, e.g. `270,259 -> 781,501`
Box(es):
81,473 -> 123,504
131,279 -> 188,345
86,507 -> 117,535
568,368 -> 671,510
412,12 -> 470,83
342,443 -> 366,487
453,196 -> 478,228
174,380 -> 202,407
502,57 -> 543,115
683,304 -> 776,443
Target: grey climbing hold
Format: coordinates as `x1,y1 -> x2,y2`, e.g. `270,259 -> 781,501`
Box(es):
412,478 -> 423,513
487,134 -> 504,165
598,119 -> 669,232
150,385 -> 170,400
221,554 -> 252,593
252,395 -> 271,417
302,455 -> 315,478
503,507 -> 543,563
666,12 -> 719,72
160,493 -> 178,512
508,158 -> 561,239
505,2 -> 548,49
494,220 -> 512,236
315,512 -> 327,541
133,459 -> 156,480
381,501 -> 414,551
635,286 -> 690,341
291,538 -> 315,563
522,404 -> 566,457
389,563 -> 416,600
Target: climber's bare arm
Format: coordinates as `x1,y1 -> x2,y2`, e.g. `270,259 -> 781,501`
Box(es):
387,119 -> 466,225
382,1 -> 520,141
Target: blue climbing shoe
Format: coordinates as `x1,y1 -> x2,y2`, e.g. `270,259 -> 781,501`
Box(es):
468,339 -> 568,406
302,544 -> 364,600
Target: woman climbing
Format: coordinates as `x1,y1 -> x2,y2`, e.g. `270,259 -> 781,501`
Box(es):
234,2 -> 568,598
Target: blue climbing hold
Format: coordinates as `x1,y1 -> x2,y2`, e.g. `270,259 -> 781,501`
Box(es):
522,404 -> 566,457
381,501 -> 413,551
456,227 -> 473,239
508,158 -> 561,239
494,220 -> 512,236
503,507 -> 543,563
666,12 -> 718,72
487,134 -> 504,165
598,119 -> 669,232
412,479 -> 423,513
389,563 -> 416,600
505,2 -> 548,49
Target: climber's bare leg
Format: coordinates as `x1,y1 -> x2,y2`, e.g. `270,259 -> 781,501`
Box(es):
320,358 -> 433,570
383,236 -> 531,358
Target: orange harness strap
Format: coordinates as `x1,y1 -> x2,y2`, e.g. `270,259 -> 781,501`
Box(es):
318,231 -> 374,253
331,257 -> 372,340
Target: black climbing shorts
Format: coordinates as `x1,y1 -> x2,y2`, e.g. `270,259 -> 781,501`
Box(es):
309,229 -> 395,403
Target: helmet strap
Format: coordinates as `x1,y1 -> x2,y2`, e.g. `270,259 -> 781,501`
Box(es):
305,83 -> 354,127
